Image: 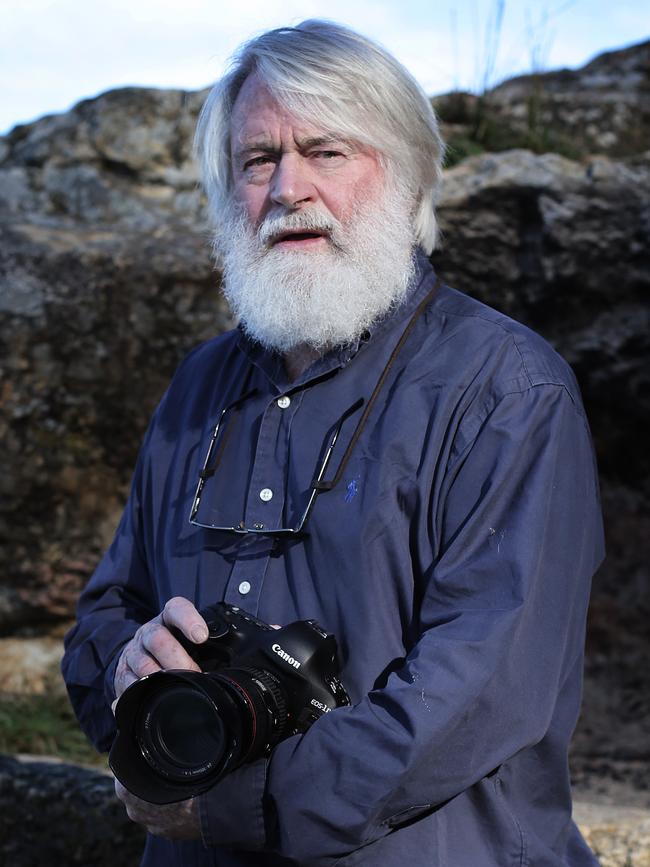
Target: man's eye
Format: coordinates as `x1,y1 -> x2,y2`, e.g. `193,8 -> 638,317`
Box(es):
243,156 -> 273,170
315,150 -> 343,159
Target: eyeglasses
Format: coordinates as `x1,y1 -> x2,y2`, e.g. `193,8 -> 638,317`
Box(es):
189,276 -> 440,540
189,389 -> 364,538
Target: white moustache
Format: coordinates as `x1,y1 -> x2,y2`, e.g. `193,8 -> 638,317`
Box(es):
258,210 -> 338,248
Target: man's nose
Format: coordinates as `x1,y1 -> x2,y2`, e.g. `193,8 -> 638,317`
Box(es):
270,154 -> 315,209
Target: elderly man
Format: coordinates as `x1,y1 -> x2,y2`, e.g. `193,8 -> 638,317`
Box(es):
62,20 -> 604,867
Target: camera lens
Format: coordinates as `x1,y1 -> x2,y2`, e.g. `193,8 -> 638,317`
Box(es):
131,667 -> 288,788
135,676 -> 246,783
145,687 -> 226,771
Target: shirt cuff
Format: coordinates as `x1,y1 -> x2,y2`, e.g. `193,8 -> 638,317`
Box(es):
198,758 -> 269,851
103,640 -> 130,709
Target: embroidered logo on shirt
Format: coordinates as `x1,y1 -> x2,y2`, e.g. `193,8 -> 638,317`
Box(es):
344,479 -> 359,503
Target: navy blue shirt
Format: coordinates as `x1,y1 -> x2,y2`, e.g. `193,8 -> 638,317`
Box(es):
63,252 -> 604,866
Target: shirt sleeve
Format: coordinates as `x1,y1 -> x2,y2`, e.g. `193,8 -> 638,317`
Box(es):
198,382 -> 605,864
61,416 -> 159,753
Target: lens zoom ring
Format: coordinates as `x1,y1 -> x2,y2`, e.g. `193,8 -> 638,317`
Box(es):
245,667 -> 288,739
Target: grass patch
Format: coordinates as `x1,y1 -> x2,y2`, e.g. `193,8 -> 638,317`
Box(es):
0,691 -> 107,767
443,135 -> 486,167
434,88 -> 586,168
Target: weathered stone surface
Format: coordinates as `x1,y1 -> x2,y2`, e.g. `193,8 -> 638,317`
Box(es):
479,38 -> 650,159
434,40 -> 650,167
0,85 -> 233,633
0,753 -> 144,866
574,801 -> 650,867
1,87 -> 208,219
0,636 -> 64,694
0,213 -> 233,631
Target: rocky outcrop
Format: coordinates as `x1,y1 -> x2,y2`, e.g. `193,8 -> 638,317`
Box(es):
488,39 -> 650,158
574,801 -> 650,867
0,40 -> 648,800
0,754 -> 144,866
0,635 -> 63,694
434,39 -> 650,164
0,87 -> 231,631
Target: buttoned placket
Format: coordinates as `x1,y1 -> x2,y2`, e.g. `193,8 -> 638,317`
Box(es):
222,389 -> 303,614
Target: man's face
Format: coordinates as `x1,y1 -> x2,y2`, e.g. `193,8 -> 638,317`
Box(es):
217,73 -> 416,354
229,73 -> 386,242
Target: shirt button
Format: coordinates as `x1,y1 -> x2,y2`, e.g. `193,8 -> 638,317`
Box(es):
238,581 -> 251,595
277,396 -> 291,409
259,488 -> 273,502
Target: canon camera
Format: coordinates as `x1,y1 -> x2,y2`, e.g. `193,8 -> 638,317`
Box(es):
109,603 -> 350,804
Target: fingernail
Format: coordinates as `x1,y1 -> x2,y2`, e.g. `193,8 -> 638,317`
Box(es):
191,625 -> 208,643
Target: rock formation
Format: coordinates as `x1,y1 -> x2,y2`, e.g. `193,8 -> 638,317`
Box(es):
487,38 -> 650,158
0,754 -> 144,865
434,38 -> 650,161
0,86 -> 230,630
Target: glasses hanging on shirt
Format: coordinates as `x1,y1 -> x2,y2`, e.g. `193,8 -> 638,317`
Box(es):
188,277 -> 440,538
189,391 -> 364,537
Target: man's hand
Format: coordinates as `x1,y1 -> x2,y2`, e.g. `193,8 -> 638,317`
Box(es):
115,780 -> 201,840
113,596 -> 208,701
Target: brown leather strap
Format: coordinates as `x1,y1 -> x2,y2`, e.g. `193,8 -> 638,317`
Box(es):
314,276 -> 440,491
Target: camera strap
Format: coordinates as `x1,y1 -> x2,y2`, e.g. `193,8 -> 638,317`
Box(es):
313,275 -> 441,492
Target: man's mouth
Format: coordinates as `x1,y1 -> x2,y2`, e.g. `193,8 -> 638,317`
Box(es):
271,230 -> 329,247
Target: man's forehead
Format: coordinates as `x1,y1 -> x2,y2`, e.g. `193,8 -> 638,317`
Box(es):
230,74 -> 349,151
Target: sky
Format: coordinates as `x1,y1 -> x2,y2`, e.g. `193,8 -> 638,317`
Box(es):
1,0 -> 648,135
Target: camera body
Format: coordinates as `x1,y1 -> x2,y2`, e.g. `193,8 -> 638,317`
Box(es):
171,603 -> 350,730
109,603 -> 350,804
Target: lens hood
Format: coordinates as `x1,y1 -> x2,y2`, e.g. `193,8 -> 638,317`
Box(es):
109,669 -> 248,804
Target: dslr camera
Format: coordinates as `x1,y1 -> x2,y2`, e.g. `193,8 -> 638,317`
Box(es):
109,603 -> 350,804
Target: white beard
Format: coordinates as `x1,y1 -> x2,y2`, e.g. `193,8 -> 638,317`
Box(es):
214,180 -> 417,353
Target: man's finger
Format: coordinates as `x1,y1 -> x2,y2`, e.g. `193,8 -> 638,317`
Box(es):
139,620 -> 202,672
113,646 -> 148,701
113,666 -> 139,702
122,644 -> 161,679
161,596 -> 209,643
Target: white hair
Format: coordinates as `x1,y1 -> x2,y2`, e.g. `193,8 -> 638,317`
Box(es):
194,19 -> 445,254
